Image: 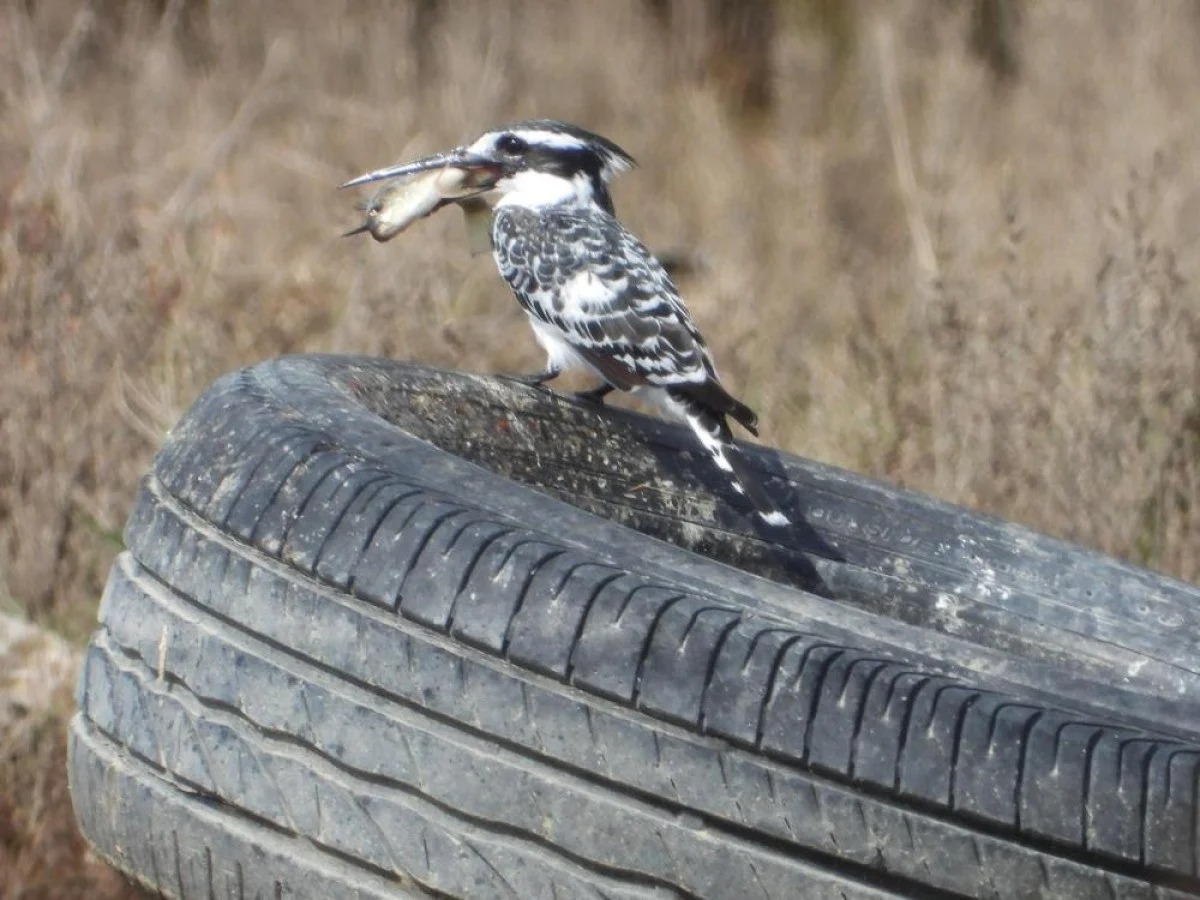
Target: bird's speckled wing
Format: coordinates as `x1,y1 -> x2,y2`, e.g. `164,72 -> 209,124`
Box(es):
492,205 -> 719,390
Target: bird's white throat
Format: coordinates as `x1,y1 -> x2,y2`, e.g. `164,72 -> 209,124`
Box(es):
494,170 -> 596,209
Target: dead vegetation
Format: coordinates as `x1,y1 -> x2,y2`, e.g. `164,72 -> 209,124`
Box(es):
2,1 -> 1199,894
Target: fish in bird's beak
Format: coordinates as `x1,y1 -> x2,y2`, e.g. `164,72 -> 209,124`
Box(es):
341,147 -> 503,243
342,168 -> 459,242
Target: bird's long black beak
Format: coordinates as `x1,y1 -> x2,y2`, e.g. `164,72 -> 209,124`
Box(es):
339,147 -> 502,190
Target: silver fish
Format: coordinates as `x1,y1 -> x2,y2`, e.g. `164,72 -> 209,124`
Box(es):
344,166 -> 480,243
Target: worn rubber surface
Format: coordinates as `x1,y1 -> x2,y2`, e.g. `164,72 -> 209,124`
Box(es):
69,355 -> 1200,898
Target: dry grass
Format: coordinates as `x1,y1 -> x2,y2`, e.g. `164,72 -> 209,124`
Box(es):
0,678 -> 138,900
2,0 -> 1200,894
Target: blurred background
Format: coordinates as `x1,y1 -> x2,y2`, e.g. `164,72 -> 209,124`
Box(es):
2,0 -> 1199,895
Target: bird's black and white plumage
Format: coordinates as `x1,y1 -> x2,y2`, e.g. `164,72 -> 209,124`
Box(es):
342,120 -> 789,526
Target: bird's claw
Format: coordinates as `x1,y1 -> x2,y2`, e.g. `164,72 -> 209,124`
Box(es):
573,384 -> 614,405
500,369 -> 561,389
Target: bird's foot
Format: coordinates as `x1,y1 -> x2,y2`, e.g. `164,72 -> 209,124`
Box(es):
502,368 -> 561,390
573,383 -> 615,405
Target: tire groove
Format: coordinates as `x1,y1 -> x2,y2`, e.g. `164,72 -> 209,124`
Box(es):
442,519 -> 511,632
561,572 -> 627,684
630,594 -> 693,707
922,682 -> 972,732
343,486 -> 425,592
846,661 -> 895,780
983,700 -> 1041,750
1139,743 -> 1157,868
440,513 -> 501,561
1014,710 -> 1047,832
946,691 -> 982,812
498,548 -> 572,655
837,657 -> 892,705
1114,737 -> 1160,868
752,633 -> 816,750
449,522 -> 514,602
612,582 -> 670,625
696,615 -> 746,734
1079,726 -> 1106,852
740,627 -> 800,673
677,604 -> 739,648
277,453 -> 351,545
243,436 -> 332,542
307,470 -> 394,570
549,559 -> 618,598
394,506 -> 475,613
800,648 -> 849,764
879,668 -> 927,711
201,422 -> 313,525
491,535 -> 564,580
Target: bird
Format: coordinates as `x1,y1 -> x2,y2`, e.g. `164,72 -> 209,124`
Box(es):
342,119 -> 789,526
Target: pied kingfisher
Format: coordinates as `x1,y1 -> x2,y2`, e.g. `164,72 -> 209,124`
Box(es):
343,120 -> 789,526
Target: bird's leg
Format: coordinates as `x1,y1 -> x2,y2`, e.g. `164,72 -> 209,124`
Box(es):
573,382 -> 614,405
506,366 -> 561,389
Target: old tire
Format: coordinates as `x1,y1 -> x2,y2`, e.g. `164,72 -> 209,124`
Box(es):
69,354 -> 1200,899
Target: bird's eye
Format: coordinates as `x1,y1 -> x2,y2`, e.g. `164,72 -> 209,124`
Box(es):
496,134 -> 528,156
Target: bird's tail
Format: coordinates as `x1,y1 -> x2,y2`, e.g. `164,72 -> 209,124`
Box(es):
667,389 -> 790,527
